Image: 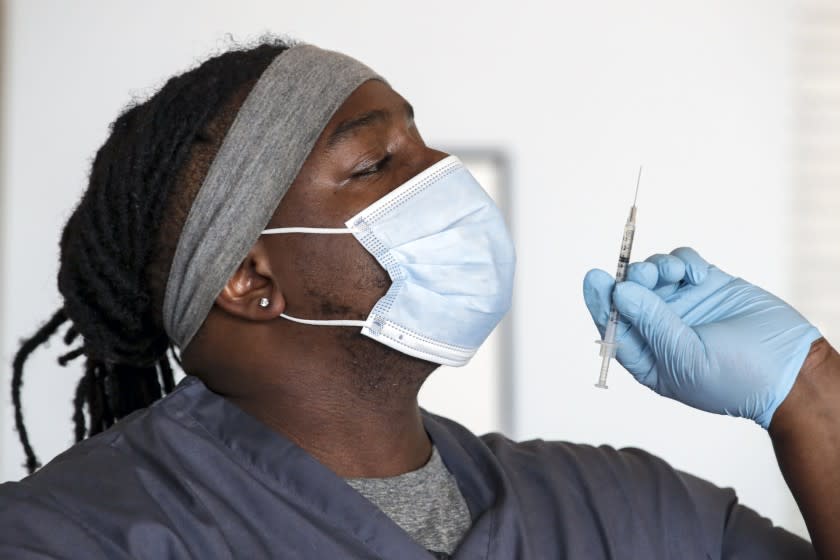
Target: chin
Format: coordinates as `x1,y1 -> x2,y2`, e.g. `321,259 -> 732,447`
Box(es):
339,330 -> 438,399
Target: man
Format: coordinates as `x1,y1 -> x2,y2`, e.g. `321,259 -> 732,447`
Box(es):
2,42 -> 838,558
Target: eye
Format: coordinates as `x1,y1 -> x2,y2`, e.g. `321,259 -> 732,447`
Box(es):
352,154 -> 392,178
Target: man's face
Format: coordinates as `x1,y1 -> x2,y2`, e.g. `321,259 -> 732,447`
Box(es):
261,80 -> 448,323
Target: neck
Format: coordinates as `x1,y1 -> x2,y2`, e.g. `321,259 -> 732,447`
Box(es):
189,326 -> 437,478
230,383 -> 432,478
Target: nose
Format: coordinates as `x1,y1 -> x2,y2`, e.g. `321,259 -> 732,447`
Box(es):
392,142 -> 449,189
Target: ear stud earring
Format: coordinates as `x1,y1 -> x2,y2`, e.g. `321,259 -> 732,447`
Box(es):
259,297 -> 270,308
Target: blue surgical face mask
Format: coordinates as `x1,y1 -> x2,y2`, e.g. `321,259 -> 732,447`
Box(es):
260,155 -> 516,367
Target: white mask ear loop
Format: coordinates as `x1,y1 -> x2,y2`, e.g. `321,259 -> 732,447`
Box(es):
279,314 -> 367,327
261,225 -> 369,328
261,227 -> 352,235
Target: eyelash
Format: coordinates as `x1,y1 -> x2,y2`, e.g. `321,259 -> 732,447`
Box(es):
353,154 -> 392,178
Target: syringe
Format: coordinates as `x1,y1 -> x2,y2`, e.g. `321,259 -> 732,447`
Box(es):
595,167 -> 642,389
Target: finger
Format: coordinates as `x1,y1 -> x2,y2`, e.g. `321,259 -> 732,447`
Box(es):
644,254 -> 686,287
583,269 -> 614,333
626,262 -> 658,290
670,247 -> 710,285
585,271 -> 660,384
644,253 -> 686,299
585,270 -> 653,370
613,281 -> 706,384
613,323 -> 659,389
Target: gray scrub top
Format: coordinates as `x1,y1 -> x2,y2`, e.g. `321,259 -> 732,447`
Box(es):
0,376 -> 814,559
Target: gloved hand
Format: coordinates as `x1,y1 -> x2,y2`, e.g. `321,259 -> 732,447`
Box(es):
583,247 -> 821,428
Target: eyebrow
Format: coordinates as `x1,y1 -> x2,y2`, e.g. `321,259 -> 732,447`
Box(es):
326,102 -> 415,149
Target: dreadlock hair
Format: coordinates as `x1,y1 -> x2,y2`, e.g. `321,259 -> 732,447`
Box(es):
11,37 -> 293,474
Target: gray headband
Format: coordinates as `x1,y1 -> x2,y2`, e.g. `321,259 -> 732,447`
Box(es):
162,44 -> 382,349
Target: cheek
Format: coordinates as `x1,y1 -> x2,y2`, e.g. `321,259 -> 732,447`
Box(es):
274,235 -> 391,318
276,174 -> 379,229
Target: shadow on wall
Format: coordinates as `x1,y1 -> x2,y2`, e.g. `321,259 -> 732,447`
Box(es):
793,1 -> 840,344
0,0 -> 6,440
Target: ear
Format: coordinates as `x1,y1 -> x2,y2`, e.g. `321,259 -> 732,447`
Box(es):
215,241 -> 286,321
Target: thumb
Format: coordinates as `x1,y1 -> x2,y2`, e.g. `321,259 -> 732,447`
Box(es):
613,281 -> 704,372
583,268 -> 615,333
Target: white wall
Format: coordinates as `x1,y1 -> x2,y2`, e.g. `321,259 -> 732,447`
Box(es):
1,0 -> 807,537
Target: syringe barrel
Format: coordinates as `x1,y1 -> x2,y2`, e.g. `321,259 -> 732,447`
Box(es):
605,309 -> 620,335
614,222 -> 636,282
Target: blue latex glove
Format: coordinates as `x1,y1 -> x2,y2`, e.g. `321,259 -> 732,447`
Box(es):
583,247 -> 821,428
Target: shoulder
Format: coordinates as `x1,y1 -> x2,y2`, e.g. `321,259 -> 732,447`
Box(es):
483,430 -> 730,508
427,411 -> 722,510
0,380 -> 210,556
427,413 -> 737,552
3,378 -> 198,497
0,478 -> 112,558
0,432 -> 138,558
426,411 -> 741,555
479,430 -> 814,558
486,430 -> 718,495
